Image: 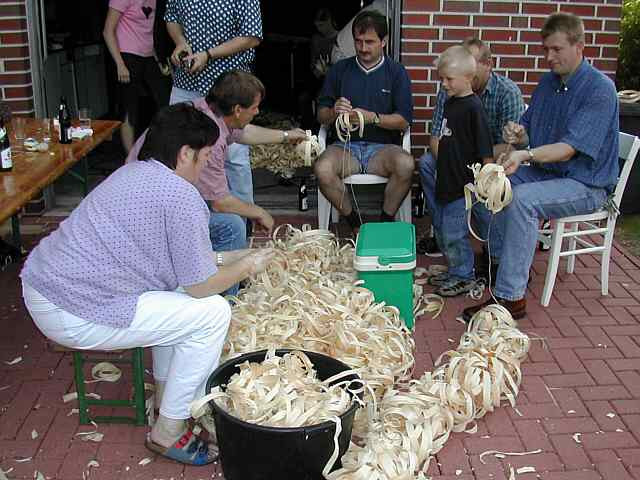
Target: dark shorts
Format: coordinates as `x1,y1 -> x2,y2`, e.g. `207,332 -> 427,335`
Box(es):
119,53 -> 172,134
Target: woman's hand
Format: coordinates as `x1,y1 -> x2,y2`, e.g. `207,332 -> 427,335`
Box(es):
246,248 -> 276,276
171,43 -> 192,67
184,51 -> 210,74
116,63 -> 130,83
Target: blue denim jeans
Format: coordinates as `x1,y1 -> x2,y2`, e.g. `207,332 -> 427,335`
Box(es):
473,165 -> 608,300
332,141 -> 387,173
169,86 -> 201,105
209,212 -> 247,296
417,152 -> 437,216
225,143 -> 253,204
432,197 -> 475,281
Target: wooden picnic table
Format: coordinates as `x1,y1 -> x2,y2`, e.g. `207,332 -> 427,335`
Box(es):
0,118 -> 121,246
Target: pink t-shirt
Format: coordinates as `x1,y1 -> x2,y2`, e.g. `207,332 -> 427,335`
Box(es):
126,97 -> 243,202
109,0 -> 156,57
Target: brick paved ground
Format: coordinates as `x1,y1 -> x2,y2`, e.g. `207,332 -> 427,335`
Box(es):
1,216 -> 639,480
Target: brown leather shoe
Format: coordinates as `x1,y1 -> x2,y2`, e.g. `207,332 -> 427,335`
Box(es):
462,296 -> 527,323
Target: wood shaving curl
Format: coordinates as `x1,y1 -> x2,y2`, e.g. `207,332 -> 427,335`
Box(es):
479,448 -> 542,464
198,350 -> 356,428
335,111 -> 364,143
84,362 -> 122,383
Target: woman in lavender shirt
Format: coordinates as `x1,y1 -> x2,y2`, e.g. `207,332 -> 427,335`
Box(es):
21,103 -> 274,465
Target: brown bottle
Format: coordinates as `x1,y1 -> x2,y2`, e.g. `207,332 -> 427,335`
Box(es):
0,117 -> 12,172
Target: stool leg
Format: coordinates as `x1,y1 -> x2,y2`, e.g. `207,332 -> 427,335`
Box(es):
131,348 -> 147,426
73,352 -> 90,425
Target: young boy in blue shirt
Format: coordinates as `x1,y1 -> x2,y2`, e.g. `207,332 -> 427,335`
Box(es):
428,46 -> 494,296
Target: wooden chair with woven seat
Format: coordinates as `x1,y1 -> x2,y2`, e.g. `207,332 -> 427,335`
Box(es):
538,132 -> 640,306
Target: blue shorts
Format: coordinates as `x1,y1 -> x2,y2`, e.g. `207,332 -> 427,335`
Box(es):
332,141 -> 387,174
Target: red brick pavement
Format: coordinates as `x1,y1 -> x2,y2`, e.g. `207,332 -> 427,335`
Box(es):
1,217 -> 639,480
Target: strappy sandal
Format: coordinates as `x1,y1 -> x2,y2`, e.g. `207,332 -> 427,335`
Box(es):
436,278 -> 476,297
145,428 -> 219,466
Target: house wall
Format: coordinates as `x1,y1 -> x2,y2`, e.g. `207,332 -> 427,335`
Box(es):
401,0 -> 621,152
0,0 -> 622,151
0,0 -> 33,116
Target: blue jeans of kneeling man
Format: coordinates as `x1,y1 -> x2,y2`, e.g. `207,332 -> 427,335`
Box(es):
209,212 -> 247,296
473,165 -> 608,301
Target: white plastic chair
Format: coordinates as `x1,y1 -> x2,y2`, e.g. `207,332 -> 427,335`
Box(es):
316,125 -> 412,230
539,132 -> 640,306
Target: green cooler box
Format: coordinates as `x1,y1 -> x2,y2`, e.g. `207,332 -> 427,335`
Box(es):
354,222 -> 416,328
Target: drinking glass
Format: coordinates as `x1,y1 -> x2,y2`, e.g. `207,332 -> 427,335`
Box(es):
13,117 -> 27,142
12,117 -> 27,152
78,108 -> 91,129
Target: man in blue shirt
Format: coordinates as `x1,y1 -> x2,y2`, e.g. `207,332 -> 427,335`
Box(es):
462,13 -> 619,321
315,10 -> 414,232
418,37 -> 525,257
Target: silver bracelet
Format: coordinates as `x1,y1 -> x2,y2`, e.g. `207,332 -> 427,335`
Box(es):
215,252 -> 224,266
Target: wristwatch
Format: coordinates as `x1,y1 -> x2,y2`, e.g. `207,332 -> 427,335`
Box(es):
282,131 -> 289,143
373,113 -> 381,125
215,252 -> 224,266
526,147 -> 535,162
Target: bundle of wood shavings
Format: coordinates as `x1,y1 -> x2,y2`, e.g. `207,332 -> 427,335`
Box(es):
208,350 -> 355,427
326,305 -> 530,479
191,225 -> 530,480
249,113 -> 319,176
222,225 -> 416,400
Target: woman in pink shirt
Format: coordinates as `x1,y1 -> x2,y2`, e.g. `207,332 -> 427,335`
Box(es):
103,0 -> 171,152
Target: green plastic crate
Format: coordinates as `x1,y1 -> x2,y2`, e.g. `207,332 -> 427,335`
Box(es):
354,222 -> 416,328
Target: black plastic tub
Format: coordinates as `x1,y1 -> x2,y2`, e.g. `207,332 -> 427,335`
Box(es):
205,349 -> 361,480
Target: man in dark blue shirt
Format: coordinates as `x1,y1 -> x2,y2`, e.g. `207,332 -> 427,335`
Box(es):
315,10 -> 414,232
463,13 -> 619,322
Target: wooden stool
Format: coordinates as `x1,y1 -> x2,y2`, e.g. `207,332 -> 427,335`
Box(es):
72,347 -> 147,426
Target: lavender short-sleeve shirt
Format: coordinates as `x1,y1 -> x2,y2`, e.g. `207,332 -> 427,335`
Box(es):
21,160 -> 217,328
126,98 -> 242,202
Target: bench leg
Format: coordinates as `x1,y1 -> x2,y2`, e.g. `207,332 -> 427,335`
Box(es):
131,348 -> 147,426
73,351 -> 91,425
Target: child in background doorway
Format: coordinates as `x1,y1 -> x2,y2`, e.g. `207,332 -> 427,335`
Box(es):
428,45 -> 493,297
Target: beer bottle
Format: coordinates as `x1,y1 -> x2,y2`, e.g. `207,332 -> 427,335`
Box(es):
298,178 -> 309,212
58,97 -> 72,144
0,118 -> 12,172
539,219 -> 551,251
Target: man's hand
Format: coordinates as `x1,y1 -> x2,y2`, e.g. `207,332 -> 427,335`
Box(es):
116,63 -> 130,83
254,208 -> 274,234
352,108 -> 375,124
334,97 -> 352,114
503,121 -> 525,146
284,128 -> 308,144
497,149 -> 528,175
171,43 -> 192,66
